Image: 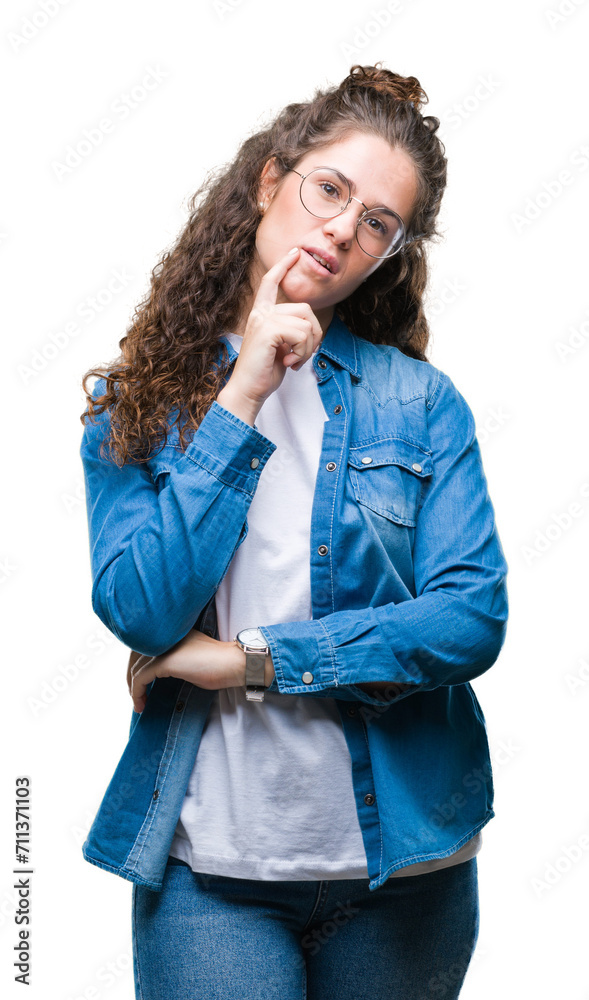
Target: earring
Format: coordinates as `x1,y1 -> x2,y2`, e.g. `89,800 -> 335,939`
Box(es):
258,201 -> 265,212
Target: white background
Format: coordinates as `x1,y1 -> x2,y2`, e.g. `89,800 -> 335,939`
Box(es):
3,0 -> 589,996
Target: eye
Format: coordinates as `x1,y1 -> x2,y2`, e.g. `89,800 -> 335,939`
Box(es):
318,181 -> 342,200
362,214 -> 388,235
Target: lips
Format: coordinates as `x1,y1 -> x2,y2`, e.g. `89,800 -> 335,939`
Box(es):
301,246 -> 339,274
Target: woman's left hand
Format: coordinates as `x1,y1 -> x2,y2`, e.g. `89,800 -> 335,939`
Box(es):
126,630 -> 247,714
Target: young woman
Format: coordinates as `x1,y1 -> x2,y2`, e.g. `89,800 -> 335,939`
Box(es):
80,64 -> 509,1000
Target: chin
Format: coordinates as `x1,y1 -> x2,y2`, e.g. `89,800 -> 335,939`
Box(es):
279,270 -> 330,305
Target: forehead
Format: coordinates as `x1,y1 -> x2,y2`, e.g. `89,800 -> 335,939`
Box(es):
296,133 -> 418,215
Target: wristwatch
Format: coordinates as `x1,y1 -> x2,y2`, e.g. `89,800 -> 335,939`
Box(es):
234,627 -> 270,702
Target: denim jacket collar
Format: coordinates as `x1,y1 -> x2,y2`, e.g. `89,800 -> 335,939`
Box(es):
219,311 -> 361,379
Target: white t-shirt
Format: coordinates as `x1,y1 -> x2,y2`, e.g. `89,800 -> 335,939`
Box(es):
169,332 -> 481,879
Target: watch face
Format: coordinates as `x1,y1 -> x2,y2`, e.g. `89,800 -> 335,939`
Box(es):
237,627 -> 267,650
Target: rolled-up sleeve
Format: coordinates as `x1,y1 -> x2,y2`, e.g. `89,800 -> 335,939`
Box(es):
259,372 -> 509,704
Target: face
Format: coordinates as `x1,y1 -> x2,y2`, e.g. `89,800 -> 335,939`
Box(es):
250,132 -> 419,332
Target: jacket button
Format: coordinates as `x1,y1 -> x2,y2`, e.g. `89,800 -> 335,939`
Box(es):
346,706 -> 356,717
153,790 -> 160,801
318,359 -> 327,369
250,457 -> 260,469
302,671 -> 314,684
326,462 -> 337,471
175,701 -> 185,712
412,462 -> 422,473
318,544 -> 328,556
361,456 -> 373,465
333,405 -> 342,414
364,793 -> 375,806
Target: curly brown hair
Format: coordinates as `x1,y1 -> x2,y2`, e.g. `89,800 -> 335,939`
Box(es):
80,63 -> 448,467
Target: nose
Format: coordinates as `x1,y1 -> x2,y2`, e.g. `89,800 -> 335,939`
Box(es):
321,201 -> 363,248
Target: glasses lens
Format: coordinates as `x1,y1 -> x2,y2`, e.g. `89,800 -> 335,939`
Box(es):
300,168 -> 350,219
356,209 -> 405,258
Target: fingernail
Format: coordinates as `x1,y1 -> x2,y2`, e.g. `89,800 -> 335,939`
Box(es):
288,247 -> 298,254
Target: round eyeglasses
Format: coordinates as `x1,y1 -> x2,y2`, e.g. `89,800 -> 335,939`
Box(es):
288,166 -> 421,259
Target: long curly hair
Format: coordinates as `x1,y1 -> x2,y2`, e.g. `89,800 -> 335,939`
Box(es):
80,63 -> 448,466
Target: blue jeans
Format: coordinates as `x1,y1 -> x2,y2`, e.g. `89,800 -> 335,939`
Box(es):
132,856 -> 479,999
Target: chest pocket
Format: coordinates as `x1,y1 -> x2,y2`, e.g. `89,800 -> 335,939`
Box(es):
348,436 -> 433,527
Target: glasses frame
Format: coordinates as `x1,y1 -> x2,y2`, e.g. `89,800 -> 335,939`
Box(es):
288,166 -> 424,259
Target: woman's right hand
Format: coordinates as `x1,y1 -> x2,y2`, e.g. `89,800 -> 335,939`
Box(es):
216,248 -> 324,426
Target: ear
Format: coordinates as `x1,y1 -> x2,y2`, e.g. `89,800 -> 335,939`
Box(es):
257,156 -> 283,207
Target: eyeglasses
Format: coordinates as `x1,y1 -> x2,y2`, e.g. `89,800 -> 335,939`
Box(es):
288,166 -> 424,259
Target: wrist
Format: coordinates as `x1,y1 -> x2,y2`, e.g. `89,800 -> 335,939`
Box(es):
227,641 -> 248,687
264,653 -> 275,688
217,383 -> 261,428
229,641 -> 275,689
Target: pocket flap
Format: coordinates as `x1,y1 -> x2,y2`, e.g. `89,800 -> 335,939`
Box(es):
348,437 -> 433,477
347,436 -> 432,526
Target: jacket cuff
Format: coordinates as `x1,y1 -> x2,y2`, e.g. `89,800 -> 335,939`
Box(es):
259,617 -> 420,704
184,401 -> 276,495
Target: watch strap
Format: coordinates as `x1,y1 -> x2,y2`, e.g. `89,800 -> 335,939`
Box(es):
245,650 -> 266,702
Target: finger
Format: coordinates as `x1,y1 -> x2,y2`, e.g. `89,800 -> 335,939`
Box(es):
287,331 -> 314,370
273,301 -> 323,351
129,655 -> 159,712
253,247 -> 300,310
127,650 -> 145,693
127,651 -> 152,694
273,324 -> 315,367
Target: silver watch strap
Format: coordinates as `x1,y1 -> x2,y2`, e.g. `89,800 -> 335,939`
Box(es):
245,650 -> 266,702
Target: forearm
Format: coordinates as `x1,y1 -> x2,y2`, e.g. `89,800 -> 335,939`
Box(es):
83,392 -> 277,657
260,587 -> 508,705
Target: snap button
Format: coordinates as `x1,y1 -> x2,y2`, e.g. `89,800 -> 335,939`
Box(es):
364,793 -> 375,806
153,789 -> 160,801
318,544 -> 328,556
346,706 -> 356,717
411,462 -> 422,473
361,456 -> 373,465
333,405 -> 342,414
318,359 -> 327,369
302,671 -> 314,684
250,457 -> 260,469
326,462 -> 337,471
175,701 -> 185,712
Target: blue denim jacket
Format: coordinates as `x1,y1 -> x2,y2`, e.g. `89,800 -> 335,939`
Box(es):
80,313 -> 508,893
